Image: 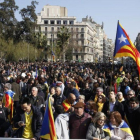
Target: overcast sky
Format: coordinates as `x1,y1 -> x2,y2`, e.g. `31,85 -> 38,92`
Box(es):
15,0 -> 140,42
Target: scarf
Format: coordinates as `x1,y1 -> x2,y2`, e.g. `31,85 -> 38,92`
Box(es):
118,98 -> 125,102
97,102 -> 104,112
103,120 -> 133,137
94,93 -> 105,102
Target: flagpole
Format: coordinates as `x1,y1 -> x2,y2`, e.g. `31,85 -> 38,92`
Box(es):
122,57 -> 124,65
109,20 -> 119,112
110,20 -> 119,92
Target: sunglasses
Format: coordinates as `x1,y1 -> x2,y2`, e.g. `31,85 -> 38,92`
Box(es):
128,94 -> 133,96
98,119 -> 105,122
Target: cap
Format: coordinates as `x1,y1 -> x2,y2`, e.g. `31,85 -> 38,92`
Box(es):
67,81 -> 71,84
73,102 -> 85,108
56,81 -> 62,87
121,71 -> 125,75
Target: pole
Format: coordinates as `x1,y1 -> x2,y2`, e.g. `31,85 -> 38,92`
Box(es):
52,34 -> 54,53
28,44 -> 29,64
51,34 -> 53,62
35,48 -> 36,60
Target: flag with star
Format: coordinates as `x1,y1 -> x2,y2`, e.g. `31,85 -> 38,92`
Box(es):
114,21 -> 140,76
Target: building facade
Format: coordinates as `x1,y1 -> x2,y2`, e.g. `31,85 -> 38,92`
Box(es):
103,38 -> 114,63
36,5 -> 114,62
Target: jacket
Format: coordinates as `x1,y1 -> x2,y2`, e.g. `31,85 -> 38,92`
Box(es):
86,123 -> 110,140
125,106 -> 140,140
53,94 -> 66,107
55,113 -> 69,139
13,105 -> 42,140
69,112 -> 91,139
102,100 -> 124,118
11,82 -> 22,101
29,95 -> 44,108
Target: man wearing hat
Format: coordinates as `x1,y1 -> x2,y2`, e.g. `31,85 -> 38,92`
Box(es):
69,102 -> 91,139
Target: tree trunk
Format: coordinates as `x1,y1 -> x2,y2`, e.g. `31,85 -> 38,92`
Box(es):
63,45 -> 65,62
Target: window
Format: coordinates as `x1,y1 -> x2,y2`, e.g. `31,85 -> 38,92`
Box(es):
39,26 -> 41,32
81,34 -> 84,38
45,27 -> 47,32
51,27 -> 54,31
63,20 -> 67,25
76,55 -> 78,60
69,21 -> 74,25
71,28 -> 73,32
76,28 -> 79,32
76,34 -> 78,38
81,28 -> 84,32
81,55 -> 84,60
50,20 -> 54,24
57,27 -> 60,31
57,20 -> 61,25
36,26 -> 39,30
44,20 -> 48,24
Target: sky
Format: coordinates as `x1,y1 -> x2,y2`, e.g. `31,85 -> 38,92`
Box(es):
14,0 -> 140,42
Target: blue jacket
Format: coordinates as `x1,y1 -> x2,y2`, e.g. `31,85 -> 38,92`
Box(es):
13,105 -> 42,140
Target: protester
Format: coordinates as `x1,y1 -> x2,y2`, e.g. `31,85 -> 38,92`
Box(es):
116,91 -> 125,102
96,95 -> 106,112
109,111 -> 134,140
53,87 -> 66,107
30,87 -> 44,108
102,91 -> 124,118
78,95 -> 85,103
11,78 -> 22,112
125,97 -> 140,140
55,105 -> 69,139
86,112 -> 110,140
0,97 -> 10,137
90,87 -> 106,102
13,97 -> 42,140
62,93 -> 76,112
69,102 -> 91,139
68,81 -> 80,101
0,61 -> 139,139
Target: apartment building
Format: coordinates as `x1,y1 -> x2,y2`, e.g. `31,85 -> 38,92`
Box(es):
36,5 -> 113,62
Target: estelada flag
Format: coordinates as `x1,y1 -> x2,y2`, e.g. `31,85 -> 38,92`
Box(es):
3,90 -> 15,121
114,21 -> 140,77
103,121 -> 133,137
40,95 -> 57,140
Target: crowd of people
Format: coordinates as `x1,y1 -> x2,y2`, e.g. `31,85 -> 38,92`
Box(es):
0,61 -> 140,140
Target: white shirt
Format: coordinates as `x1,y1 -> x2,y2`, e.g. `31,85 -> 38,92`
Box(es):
110,102 -> 116,112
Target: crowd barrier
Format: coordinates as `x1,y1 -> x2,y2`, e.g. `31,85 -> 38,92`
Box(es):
0,138 -> 29,140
